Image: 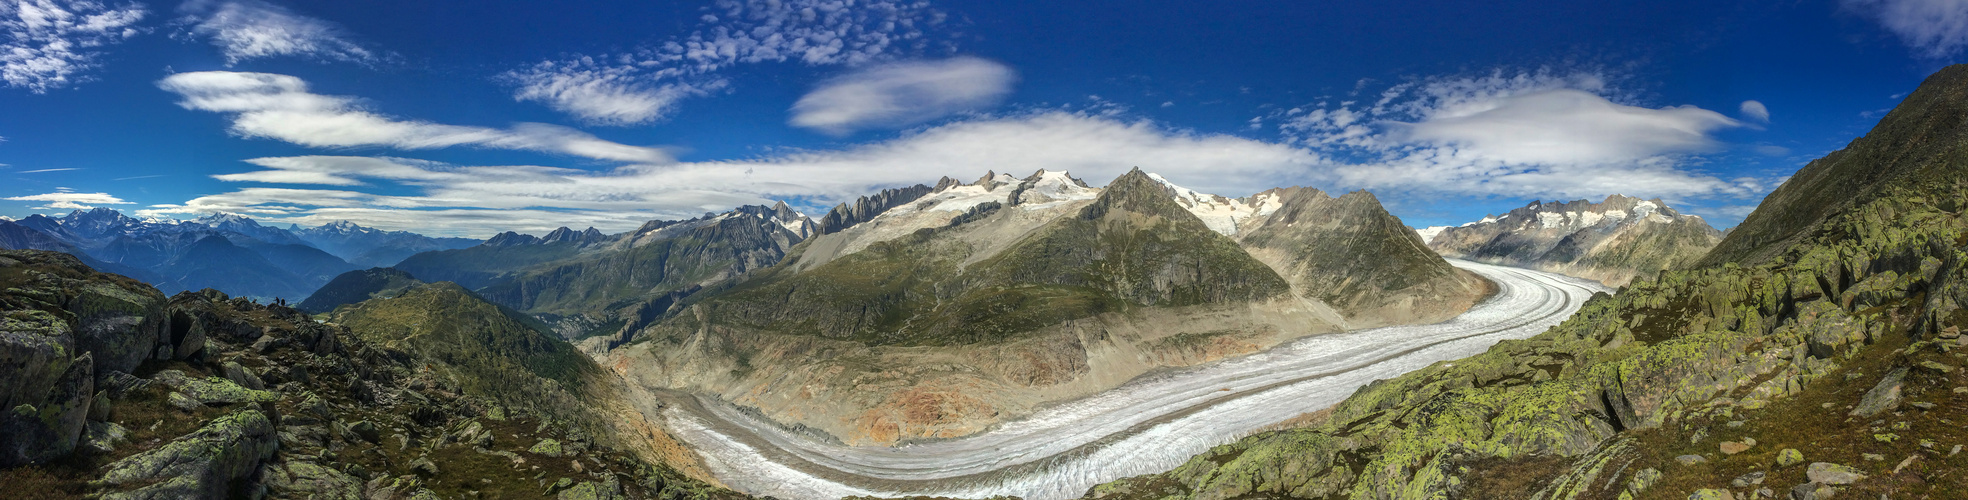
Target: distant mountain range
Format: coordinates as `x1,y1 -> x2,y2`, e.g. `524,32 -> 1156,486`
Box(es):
1421,194 -> 1724,286
0,207 -> 477,300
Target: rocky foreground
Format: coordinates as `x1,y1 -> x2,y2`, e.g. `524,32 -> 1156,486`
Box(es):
0,249 -> 729,499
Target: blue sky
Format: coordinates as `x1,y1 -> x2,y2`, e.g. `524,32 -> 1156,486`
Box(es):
0,0 -> 1958,237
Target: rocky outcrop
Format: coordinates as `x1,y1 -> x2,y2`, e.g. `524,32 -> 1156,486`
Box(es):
816,183 -> 936,235
0,250 -> 170,466
1430,194 -> 1724,287
97,409 -> 279,499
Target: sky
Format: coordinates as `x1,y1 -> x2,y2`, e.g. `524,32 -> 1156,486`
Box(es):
0,0 -> 1961,237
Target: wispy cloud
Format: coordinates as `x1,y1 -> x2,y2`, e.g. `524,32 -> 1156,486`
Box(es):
1,0 -> 148,92
790,57 -> 1015,135
1279,70 -> 1760,201
504,0 -> 949,125
152,111 -> 1315,236
7,190 -> 131,209
1739,100 -> 1770,123
157,71 -> 672,163
17,167 -> 79,172
1844,0 -> 1968,59
177,0 -> 376,65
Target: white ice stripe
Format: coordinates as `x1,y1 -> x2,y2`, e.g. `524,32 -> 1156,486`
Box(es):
662,260 -> 1610,500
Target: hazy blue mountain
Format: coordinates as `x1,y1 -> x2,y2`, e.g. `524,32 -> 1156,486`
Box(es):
290,220 -> 479,267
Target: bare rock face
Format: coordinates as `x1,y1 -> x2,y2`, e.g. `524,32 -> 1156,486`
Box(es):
1429,195 -> 1723,287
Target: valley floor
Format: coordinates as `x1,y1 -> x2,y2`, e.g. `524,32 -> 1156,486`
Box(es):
634,260 -> 1606,500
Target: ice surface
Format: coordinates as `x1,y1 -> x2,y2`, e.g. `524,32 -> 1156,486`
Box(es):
664,261 -> 1610,500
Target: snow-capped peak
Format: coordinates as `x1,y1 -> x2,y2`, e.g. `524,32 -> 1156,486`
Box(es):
1142,172 -> 1275,236
1014,169 -> 1099,207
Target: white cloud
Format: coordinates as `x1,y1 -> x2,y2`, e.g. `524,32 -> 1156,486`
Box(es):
504,57 -> 715,126
157,71 -> 672,163
159,111 -> 1316,236
790,57 -> 1014,134
1740,100 -> 1769,123
1845,0 -> 1968,58
178,0 -> 374,64
1392,89 -> 1739,165
6,190 -> 132,209
505,0 -> 947,125
1281,70 -> 1756,201
1,0 -> 147,92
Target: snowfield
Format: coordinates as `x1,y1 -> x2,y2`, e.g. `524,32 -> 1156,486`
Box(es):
660,260 -> 1610,500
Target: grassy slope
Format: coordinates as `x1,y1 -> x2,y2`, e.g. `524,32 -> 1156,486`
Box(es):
329,282 -> 598,406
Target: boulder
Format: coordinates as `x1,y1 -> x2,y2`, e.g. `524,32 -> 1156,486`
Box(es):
1805,462 -> 1866,485
0,310 -> 96,466
263,461 -> 363,500
222,361 -> 267,391
1687,488 -> 1732,500
80,420 -> 129,455
98,409 -> 279,500
530,438 -> 567,457
1776,448 -> 1805,467
1675,454 -> 1708,465
1850,367 -> 1906,418
347,420 -> 381,444
1789,482 -> 1836,500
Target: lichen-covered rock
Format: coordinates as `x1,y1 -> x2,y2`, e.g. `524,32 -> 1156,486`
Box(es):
0,311 -> 93,466
531,438 -> 567,457
1776,448 -> 1805,467
1687,489 -> 1733,500
98,409 -> 279,500
1805,462 -> 1866,485
81,420 -> 129,454
1850,367 -> 1906,417
222,361 -> 266,391
264,461 -> 363,500
558,478 -> 625,500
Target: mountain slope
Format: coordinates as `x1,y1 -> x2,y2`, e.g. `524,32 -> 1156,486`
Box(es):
390,237 -> 589,289
1084,63 -> 1968,500
330,282 -> 600,397
150,235 -> 315,300
474,207 -> 810,337
295,267 -> 424,313
1703,64 -> 1968,267
1231,187 -> 1489,325
692,168 -> 1295,346
1431,195 -> 1724,286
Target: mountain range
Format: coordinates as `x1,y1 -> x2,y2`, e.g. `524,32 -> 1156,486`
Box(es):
0,208 -> 477,301
584,168 -> 1486,445
1422,194 -> 1726,286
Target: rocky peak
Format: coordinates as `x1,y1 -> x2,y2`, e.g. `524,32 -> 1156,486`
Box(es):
483,231 -> 541,246
1010,169 -> 1099,206
817,183 -> 935,235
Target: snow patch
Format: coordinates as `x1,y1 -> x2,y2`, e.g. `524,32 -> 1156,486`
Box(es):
1143,173 -> 1272,236
1414,226 -> 1449,244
